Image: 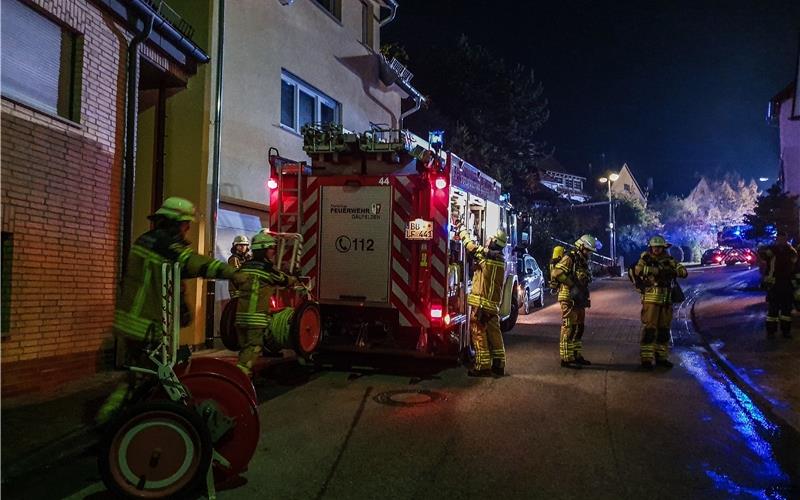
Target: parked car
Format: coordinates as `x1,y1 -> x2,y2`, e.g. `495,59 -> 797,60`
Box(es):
516,253 -> 545,315
701,248 -> 725,265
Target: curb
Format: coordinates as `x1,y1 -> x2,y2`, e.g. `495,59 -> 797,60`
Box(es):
2,424 -> 99,484
688,291 -> 800,436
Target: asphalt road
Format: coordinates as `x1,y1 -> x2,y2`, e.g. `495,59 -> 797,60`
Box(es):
7,270 -> 799,500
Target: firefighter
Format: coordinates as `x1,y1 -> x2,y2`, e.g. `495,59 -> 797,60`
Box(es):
97,197 -> 242,424
552,235 -> 595,367
458,227 -> 509,377
234,231 -> 299,376
759,231 -> 798,339
634,235 -> 688,369
228,235 -> 251,297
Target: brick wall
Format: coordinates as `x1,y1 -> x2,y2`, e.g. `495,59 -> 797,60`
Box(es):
1,0 -> 127,395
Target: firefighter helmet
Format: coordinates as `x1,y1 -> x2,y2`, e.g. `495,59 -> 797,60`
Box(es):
232,235 -> 250,246
575,234 -> 597,251
152,197 -> 196,222
251,232 -> 277,250
648,235 -> 671,248
493,229 -> 508,248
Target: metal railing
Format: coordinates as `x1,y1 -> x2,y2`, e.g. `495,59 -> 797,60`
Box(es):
143,0 -> 196,38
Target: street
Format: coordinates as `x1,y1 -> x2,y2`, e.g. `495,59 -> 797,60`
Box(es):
2,265 -> 795,500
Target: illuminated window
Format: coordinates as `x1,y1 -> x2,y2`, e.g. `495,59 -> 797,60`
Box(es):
280,71 -> 340,133
1,0 -> 81,121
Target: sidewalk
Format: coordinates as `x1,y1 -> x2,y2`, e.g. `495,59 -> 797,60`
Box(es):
691,269 -> 800,433
0,346 -> 290,483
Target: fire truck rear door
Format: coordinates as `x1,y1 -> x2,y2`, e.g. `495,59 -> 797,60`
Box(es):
318,185 -> 392,304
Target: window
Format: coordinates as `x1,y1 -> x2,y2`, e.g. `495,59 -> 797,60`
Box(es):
280,71 -> 340,133
361,2 -> 374,48
313,0 -> 341,21
2,232 -> 12,336
624,183 -> 631,192
1,0 -> 81,121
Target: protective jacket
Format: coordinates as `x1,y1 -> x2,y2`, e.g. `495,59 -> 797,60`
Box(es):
114,228 -> 237,341
459,229 -> 506,313
234,260 -> 297,328
228,251 -> 251,297
634,251 -> 687,304
759,243 -> 798,292
552,250 -> 591,303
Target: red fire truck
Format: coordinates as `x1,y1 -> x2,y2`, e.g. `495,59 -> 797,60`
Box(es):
267,125 -> 520,360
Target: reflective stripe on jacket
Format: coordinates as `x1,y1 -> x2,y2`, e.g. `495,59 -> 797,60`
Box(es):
460,230 -> 506,313
552,250 -> 590,302
114,228 -> 237,341
234,260 -> 296,327
634,251 -> 687,304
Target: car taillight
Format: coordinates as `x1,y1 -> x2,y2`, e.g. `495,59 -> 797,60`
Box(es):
714,256 -> 721,262
430,304 -> 443,319
444,314 -> 451,326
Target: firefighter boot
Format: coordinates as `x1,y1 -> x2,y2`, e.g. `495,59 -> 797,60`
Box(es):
572,327 -> 591,365
491,358 -> 505,377
780,316 -> 792,338
766,316 -> 778,338
468,369 -> 493,377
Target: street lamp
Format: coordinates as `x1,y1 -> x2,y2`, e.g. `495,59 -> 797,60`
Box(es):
599,172 -> 620,271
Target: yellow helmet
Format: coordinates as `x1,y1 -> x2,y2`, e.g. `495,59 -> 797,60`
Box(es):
493,229 -> 508,248
152,197 -> 195,222
251,232 -> 277,250
575,234 -> 597,251
648,235 -> 671,248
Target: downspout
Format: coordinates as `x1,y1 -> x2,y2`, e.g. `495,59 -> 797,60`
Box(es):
120,13 -> 155,280
398,80 -> 425,129
379,0 -> 398,27
205,0 -> 225,348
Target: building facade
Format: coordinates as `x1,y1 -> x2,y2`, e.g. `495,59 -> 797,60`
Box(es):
212,0 -> 418,318
1,0 -> 209,395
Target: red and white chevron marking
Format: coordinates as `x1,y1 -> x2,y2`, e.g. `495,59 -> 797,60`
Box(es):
300,178 -> 320,281
391,176 -> 428,328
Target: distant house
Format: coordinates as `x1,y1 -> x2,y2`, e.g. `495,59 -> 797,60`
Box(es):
537,157 -> 590,203
767,38 -> 799,232
610,163 -> 647,205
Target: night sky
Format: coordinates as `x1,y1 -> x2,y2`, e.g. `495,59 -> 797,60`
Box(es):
383,0 -> 800,195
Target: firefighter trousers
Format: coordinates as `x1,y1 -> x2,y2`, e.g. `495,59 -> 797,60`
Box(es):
766,289 -> 793,336
470,308 -> 505,371
559,301 -> 586,362
641,302 -> 672,362
236,326 -> 265,377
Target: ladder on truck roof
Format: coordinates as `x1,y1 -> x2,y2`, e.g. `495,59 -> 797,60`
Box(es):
268,148 -> 308,235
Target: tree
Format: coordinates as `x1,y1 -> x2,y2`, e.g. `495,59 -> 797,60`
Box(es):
405,36 -> 550,205
744,183 -> 799,240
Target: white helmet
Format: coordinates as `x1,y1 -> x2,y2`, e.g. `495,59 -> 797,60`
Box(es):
232,235 -> 250,246
575,234 -> 597,252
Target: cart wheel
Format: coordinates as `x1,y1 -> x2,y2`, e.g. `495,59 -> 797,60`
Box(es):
220,298 -> 240,351
98,400 -> 212,499
177,371 -> 260,482
292,301 -> 322,358
174,357 -> 257,407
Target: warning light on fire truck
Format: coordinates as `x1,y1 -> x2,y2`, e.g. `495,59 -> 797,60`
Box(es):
434,177 -> 448,190
267,178 -> 278,190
